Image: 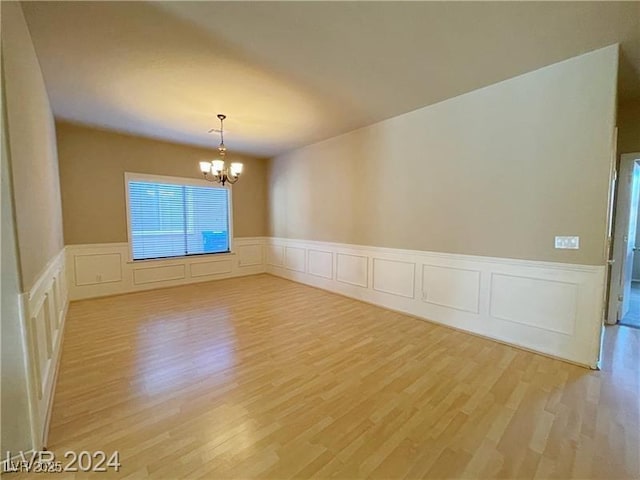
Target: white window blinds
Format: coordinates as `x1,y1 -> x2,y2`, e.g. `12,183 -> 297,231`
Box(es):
127,178 -> 230,260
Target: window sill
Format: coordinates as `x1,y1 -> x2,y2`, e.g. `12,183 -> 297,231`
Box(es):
126,251 -> 237,265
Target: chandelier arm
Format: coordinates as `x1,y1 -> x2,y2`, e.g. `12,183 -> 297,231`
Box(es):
202,173 -> 221,184
226,174 -> 239,185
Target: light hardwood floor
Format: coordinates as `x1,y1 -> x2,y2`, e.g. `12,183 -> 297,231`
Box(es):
24,274 -> 640,478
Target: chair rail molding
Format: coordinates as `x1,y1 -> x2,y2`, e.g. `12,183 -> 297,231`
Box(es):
265,237 -> 606,368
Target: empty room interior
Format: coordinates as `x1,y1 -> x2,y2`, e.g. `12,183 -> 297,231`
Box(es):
2,1 -> 640,479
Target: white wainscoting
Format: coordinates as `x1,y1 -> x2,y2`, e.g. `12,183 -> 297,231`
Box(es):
20,248 -> 68,449
284,246 -> 306,272
422,264 -> 481,314
307,250 -> 333,279
373,258 -> 415,299
336,253 -> 369,288
66,237 -> 266,301
267,244 -> 285,267
266,237 -> 606,367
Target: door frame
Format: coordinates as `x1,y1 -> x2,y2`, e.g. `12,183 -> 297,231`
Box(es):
607,152 -> 640,324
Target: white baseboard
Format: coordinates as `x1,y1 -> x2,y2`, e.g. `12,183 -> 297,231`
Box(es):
65,237 -> 267,301
265,237 -> 606,368
20,248 -> 68,450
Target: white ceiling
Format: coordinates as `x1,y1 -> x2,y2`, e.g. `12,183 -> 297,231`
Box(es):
21,1 -> 640,157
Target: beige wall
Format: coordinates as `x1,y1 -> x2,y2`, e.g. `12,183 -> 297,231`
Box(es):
618,101 -> 640,154
56,122 -> 268,245
2,2 -> 64,291
1,58 -> 34,455
269,46 -> 618,266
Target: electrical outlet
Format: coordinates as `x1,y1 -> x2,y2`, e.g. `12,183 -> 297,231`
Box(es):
555,236 -> 579,249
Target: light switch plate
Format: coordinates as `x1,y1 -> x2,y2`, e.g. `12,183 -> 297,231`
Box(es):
555,236 -> 580,249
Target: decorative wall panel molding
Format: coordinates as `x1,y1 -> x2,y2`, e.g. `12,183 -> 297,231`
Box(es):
489,273 -> 578,335
422,264 -> 481,313
266,237 -> 605,367
133,264 -> 186,285
74,253 -> 122,286
237,244 -> 264,267
267,244 -> 285,267
284,246 -> 306,272
373,258 -> 415,298
336,253 -> 368,287
21,248 -> 68,449
190,259 -> 233,278
66,237 -> 267,300
307,250 -> 333,279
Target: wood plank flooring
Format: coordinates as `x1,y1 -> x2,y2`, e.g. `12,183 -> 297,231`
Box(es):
20,274 -> 640,478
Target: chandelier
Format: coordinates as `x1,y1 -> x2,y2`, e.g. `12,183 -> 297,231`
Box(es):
199,114 -> 243,186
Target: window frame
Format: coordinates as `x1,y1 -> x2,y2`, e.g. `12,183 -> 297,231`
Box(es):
124,172 -> 234,262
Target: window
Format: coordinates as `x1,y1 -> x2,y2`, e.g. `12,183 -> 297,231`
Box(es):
125,173 -> 231,260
